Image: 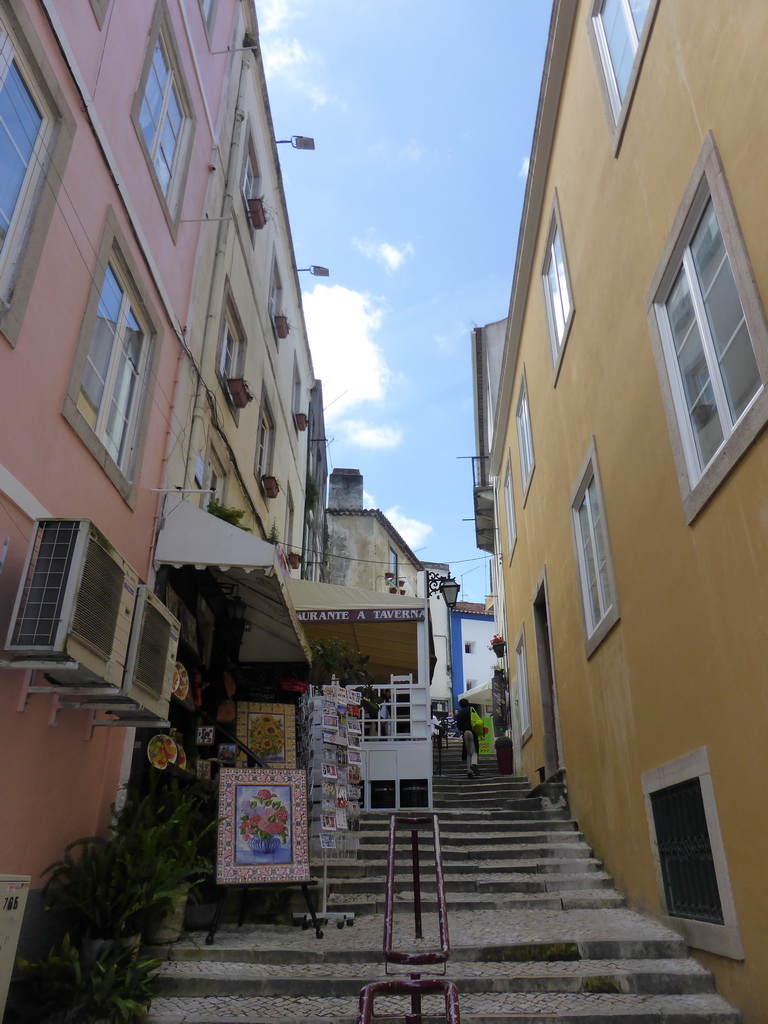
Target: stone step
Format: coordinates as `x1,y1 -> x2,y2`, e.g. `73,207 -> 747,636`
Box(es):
343,856 -> 606,874
152,955 -> 716,998
145,989 -> 740,1023
325,891 -> 626,915
358,829 -> 586,846
328,871 -> 617,894
357,843 -> 595,862
358,811 -> 574,827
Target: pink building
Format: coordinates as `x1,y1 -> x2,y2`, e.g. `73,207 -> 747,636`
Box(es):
0,0 -> 248,956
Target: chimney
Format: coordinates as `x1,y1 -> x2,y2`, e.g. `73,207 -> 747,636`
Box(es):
329,468 -> 364,510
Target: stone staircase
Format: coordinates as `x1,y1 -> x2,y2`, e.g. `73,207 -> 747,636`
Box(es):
145,744 -> 742,1022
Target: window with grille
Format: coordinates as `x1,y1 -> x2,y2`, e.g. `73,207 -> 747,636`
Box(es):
650,777 -> 724,925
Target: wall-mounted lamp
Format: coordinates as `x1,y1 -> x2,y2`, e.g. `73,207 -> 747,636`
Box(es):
276,136 -> 315,150
426,571 -> 460,610
297,266 -> 329,277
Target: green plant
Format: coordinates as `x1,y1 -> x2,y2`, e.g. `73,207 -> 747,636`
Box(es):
206,498 -> 250,531
43,777 -> 216,941
494,735 -> 514,749
268,520 -> 280,543
8,933 -> 162,1023
308,637 -> 372,689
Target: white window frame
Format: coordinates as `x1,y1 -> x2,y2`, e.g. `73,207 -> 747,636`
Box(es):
570,438 -> 620,656
642,747 -> 742,960
646,133 -> 768,523
587,0 -> 658,151
541,194 -> 574,378
64,211 -> 161,505
217,303 -> 246,413
132,3 -> 194,230
269,259 -> 285,338
256,397 -> 275,482
514,628 -> 531,740
0,5 -> 74,347
503,455 -> 516,560
516,373 -> 535,500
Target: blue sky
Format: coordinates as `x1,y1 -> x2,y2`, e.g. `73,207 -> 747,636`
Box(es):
259,1 -> 552,603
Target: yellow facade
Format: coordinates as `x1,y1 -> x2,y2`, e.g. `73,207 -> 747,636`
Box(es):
490,2 -> 768,1018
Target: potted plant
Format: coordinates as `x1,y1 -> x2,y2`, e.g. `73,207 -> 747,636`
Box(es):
273,314 -> 289,339
495,735 -> 514,775
295,412 -> 308,431
207,498 -> 250,531
288,552 -> 301,570
227,377 -> 254,408
262,475 -> 280,498
246,195 -> 267,230
489,633 -> 506,657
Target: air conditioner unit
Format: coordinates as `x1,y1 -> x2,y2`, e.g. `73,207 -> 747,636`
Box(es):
121,585 -> 180,720
4,519 -> 138,688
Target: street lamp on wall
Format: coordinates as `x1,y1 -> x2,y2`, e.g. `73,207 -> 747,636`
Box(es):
276,136 -> 315,150
426,571 -> 460,610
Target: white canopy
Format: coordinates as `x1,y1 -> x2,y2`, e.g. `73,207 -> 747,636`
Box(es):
154,498 -> 310,663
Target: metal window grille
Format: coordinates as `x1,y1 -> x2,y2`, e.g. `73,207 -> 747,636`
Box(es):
650,777 -> 724,924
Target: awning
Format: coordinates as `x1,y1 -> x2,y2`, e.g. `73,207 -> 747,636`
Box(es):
459,679 -> 494,705
285,578 -> 425,679
154,498 -> 310,664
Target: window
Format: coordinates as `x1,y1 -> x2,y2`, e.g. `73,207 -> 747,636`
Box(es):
542,196 -> 574,374
642,748 -> 742,959
64,212 -> 161,503
646,134 -> 768,522
256,399 -> 275,481
242,141 -> 264,232
0,8 -> 75,346
199,0 -> 216,30
516,374 -> 535,497
388,548 -> 398,580
218,307 -> 245,410
503,457 -> 516,557
269,261 -> 285,338
465,679 -> 477,691
570,439 -> 619,655
515,630 -> 531,738
292,361 -> 304,427
588,0 -> 656,145
132,6 -> 194,225
464,642 -> 474,655
203,449 -> 226,507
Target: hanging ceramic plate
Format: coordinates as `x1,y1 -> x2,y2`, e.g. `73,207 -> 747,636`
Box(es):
172,662 -> 190,701
147,734 -> 177,770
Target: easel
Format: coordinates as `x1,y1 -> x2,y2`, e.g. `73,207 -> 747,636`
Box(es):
205,878 -> 323,943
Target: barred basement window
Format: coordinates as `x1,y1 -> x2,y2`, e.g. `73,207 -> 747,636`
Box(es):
650,777 -> 724,924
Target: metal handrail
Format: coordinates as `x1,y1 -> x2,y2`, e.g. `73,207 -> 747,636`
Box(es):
383,814 -> 450,968
358,978 -> 460,1024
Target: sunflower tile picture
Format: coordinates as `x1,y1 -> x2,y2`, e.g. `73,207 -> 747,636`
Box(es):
236,702 -> 296,768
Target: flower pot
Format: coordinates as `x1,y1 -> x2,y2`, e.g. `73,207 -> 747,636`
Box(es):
248,835 -> 281,857
262,475 -> 279,498
288,552 -> 301,569
496,745 -> 514,775
143,887 -> 189,945
227,377 -> 252,408
247,196 -> 267,229
492,642 -> 506,657
295,412 -> 307,431
274,314 -> 289,339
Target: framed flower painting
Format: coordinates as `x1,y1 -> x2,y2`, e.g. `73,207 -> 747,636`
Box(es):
236,702 -> 296,768
217,768 -> 309,884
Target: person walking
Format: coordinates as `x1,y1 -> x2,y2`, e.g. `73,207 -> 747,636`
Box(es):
455,698 -> 479,778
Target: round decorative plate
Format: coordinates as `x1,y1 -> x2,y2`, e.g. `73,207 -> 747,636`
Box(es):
172,662 -> 190,701
147,734 -> 177,769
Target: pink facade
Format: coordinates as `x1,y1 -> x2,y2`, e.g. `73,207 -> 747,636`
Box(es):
0,0 -> 244,952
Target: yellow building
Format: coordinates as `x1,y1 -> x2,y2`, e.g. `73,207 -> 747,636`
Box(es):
478,2 -> 768,1018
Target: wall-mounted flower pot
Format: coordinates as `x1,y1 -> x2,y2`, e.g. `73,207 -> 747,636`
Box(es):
247,196 -> 267,229
496,744 -> 514,775
274,314 -> 289,339
262,475 -> 279,498
295,412 -> 308,431
288,552 -> 301,569
389,587 -> 398,594
227,377 -> 252,408
492,642 -> 506,657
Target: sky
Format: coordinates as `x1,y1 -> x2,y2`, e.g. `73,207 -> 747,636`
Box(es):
258,1 -> 553,603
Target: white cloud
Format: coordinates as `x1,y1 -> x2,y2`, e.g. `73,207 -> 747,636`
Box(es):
384,507 -> 433,551
353,238 -> 414,272
339,421 -> 403,449
519,156 -> 530,179
363,489 -> 378,509
303,285 -> 392,422
257,0 -> 298,34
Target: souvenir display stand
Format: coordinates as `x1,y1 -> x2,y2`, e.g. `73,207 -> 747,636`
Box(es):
295,682 -> 363,929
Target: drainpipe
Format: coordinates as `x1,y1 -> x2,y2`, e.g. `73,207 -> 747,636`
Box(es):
184,56 -> 250,491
